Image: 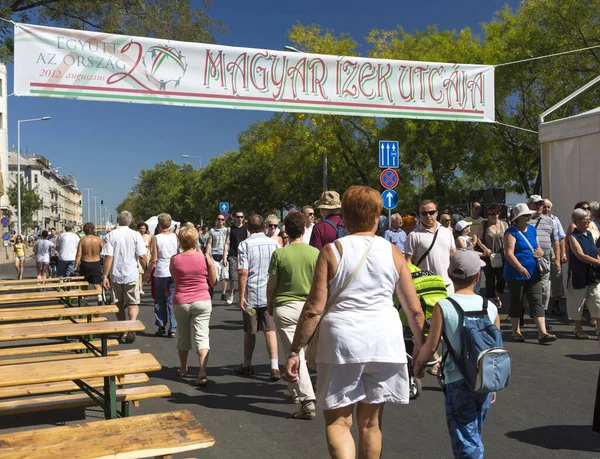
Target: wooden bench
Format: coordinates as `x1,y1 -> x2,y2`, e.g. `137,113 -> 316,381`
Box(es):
0,384 -> 171,416
0,303 -> 66,312
0,288 -> 102,306
0,410 -> 215,459
0,305 -> 118,323
0,339 -> 119,357
0,372 -> 149,399
0,281 -> 91,292
0,317 -> 108,328
0,276 -> 85,285
0,348 -> 140,367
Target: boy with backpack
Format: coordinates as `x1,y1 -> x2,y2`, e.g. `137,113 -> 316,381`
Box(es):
414,249 -> 509,459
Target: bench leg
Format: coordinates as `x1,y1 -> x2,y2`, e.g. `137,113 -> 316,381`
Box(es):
103,375 -> 117,419
121,400 -> 130,417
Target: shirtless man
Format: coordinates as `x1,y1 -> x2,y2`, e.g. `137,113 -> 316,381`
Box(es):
74,222 -> 104,302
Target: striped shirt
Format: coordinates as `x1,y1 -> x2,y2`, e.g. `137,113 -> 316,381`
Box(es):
530,213 -> 557,257
238,233 -> 280,308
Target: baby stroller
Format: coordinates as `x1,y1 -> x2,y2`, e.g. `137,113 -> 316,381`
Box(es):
395,264 -> 448,399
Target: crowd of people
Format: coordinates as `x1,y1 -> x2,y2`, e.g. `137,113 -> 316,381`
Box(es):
6,188 -> 600,458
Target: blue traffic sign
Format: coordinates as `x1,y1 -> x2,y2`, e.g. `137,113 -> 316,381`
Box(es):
2,232 -> 10,242
0,217 -> 9,227
219,202 -> 229,213
382,190 -> 398,210
379,141 -> 399,168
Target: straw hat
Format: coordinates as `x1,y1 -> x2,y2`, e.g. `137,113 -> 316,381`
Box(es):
314,191 -> 342,209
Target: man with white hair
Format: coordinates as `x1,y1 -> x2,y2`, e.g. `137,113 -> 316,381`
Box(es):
543,199 -> 567,315
102,211 -> 147,343
384,213 -> 407,251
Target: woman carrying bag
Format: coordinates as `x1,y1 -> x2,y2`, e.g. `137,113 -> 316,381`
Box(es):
477,203 -> 508,307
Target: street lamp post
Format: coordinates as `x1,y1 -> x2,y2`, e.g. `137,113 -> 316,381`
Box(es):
84,188 -> 93,223
17,116 -> 51,235
181,154 -> 202,169
93,196 -> 99,226
285,45 -> 327,192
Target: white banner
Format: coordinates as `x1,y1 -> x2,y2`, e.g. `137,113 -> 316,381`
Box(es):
14,23 -> 495,122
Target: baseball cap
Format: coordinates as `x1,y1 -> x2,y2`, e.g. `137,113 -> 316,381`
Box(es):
448,249 -> 486,280
527,195 -> 543,205
455,220 -> 472,232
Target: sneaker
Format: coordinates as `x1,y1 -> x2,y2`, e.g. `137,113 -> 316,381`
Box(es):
226,293 -> 234,305
234,364 -> 254,376
289,400 -> 316,420
221,292 -> 228,301
125,331 -> 136,343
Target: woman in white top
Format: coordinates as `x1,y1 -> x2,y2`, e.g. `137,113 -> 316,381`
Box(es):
149,213 -> 179,337
285,186 -> 425,459
33,229 -> 54,281
455,220 -> 478,249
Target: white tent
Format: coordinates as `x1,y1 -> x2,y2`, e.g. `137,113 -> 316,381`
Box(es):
539,107 -> 600,229
145,216 -> 180,235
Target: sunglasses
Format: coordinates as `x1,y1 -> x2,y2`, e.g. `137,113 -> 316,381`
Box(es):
488,212 -> 499,216
268,224 -> 278,228
306,213 -> 314,216
582,206 -> 591,211
236,215 -> 244,218
420,210 -> 437,216
283,236 -> 289,240
217,218 -> 225,221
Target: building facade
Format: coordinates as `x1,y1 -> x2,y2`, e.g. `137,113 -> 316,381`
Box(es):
7,151 -> 83,232
0,63 -> 8,213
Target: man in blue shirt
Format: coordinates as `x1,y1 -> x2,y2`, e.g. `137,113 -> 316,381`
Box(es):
384,213 -> 407,252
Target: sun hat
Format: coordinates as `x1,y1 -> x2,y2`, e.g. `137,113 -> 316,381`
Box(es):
448,249 -> 486,280
455,220 -> 472,232
314,191 -> 342,209
527,194 -> 543,205
510,203 -> 536,222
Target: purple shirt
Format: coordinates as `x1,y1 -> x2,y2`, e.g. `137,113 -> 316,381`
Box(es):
309,215 -> 344,250
171,252 -> 211,304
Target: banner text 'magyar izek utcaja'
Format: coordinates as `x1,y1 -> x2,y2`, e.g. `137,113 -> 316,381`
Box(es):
14,23 -> 495,122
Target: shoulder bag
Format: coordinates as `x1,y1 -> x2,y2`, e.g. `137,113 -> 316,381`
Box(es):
305,237 -> 375,370
518,228 -> 550,275
415,227 -> 440,268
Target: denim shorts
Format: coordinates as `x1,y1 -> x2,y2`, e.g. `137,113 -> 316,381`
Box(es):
444,379 -> 493,459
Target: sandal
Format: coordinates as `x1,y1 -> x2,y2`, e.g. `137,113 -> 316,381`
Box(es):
426,364 -> 440,376
234,364 -> 254,376
512,334 -> 525,342
538,334 -> 557,344
168,332 -> 176,338
195,377 -> 208,386
176,368 -> 188,377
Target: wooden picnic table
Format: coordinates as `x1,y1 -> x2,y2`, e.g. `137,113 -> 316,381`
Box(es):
0,288 -> 101,307
0,281 -> 91,292
0,305 -> 117,323
0,276 -> 85,285
0,353 -> 161,419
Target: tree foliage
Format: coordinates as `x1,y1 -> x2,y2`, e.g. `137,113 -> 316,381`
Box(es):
0,0 -> 223,62
7,176 -> 42,233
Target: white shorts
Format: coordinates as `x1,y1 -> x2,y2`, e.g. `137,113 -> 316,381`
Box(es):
316,362 -> 409,410
215,261 -> 229,281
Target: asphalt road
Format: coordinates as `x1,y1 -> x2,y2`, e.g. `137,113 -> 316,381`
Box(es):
1,259 -> 599,458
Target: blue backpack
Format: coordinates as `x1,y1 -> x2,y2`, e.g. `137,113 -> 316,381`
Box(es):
324,218 -> 348,240
442,297 -> 511,393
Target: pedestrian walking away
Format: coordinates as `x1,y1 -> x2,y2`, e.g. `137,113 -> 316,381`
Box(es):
286,186 -> 425,458
309,191 -> 347,250
236,214 -> 282,380
148,213 -> 179,338
101,210 -> 147,343
74,222 -> 104,303
171,223 -> 217,386
55,225 -> 80,277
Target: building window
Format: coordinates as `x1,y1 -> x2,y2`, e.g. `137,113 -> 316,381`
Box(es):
0,112 -> 3,129
0,79 -> 3,97
34,174 -> 38,184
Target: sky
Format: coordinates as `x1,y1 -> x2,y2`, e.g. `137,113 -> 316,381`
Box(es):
5,0 -> 524,217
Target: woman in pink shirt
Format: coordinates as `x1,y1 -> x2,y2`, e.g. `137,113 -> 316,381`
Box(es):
170,224 -> 217,385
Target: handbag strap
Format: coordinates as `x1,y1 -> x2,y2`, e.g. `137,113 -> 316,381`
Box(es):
321,237 -> 376,318
517,229 -> 536,254
416,227 -> 440,267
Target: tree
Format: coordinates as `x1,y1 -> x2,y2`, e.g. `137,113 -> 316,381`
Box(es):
7,176 -> 42,233
0,0 -> 224,61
